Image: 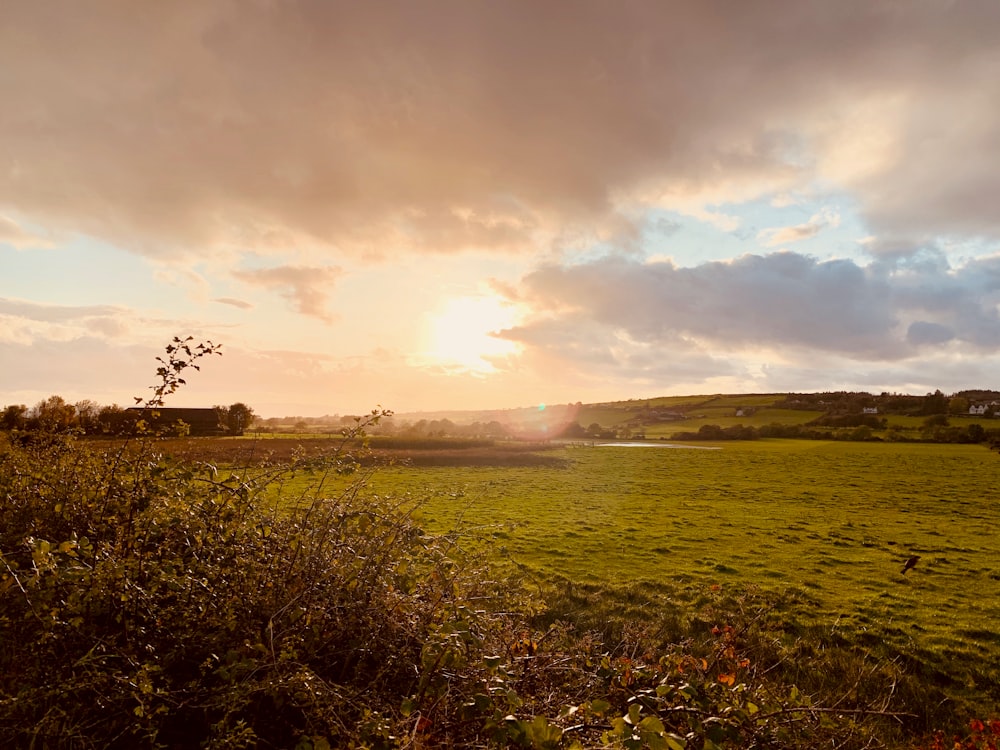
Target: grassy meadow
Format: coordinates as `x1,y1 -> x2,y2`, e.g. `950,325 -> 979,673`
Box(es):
167,430 -> 1000,713
6,418 -> 1000,746
352,439 -> 1000,708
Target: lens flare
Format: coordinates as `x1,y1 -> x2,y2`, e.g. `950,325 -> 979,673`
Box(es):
419,295 -> 520,374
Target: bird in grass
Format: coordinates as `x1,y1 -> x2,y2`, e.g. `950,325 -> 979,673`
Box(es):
901,555 -> 921,574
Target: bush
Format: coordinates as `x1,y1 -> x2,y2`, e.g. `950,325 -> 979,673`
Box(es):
0,421 -> 506,747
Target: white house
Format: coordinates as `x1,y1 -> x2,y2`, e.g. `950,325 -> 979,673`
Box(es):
970,404 -> 988,416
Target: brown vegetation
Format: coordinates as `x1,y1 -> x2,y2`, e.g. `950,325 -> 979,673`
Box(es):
129,436 -> 570,468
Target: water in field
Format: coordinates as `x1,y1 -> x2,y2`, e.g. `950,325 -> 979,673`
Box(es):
593,441 -> 720,449
366,439 -> 1000,684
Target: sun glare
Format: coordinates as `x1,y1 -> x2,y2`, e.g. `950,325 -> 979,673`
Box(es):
420,295 -> 520,374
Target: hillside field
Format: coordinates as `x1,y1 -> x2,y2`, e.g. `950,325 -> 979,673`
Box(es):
150,432 -> 1000,694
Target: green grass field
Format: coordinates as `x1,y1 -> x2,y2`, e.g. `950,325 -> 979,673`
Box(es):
575,394 -> 796,430
351,439 -> 1000,708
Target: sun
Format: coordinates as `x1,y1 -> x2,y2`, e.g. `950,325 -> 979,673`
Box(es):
419,295 -> 520,374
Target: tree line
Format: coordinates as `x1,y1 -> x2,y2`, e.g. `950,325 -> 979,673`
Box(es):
555,416 -> 1000,447
0,395 -> 254,437
778,389 -> 999,417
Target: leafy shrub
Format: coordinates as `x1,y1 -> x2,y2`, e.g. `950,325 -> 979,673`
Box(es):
0,413 -> 507,746
0,340 -> 481,746
913,718 -> 1000,750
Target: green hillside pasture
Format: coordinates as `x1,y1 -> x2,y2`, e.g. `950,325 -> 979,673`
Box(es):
577,394 -> 789,430
883,414 -> 996,430
577,396 -> 719,427
641,395 -> 715,407
884,415 -> 935,429
363,439 -> 1000,707
641,407 -> 824,436
573,405 -> 632,427
697,393 -> 786,408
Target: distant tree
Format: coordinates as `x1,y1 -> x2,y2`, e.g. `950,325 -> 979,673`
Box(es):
224,402 -> 255,436
850,425 -> 873,441
697,424 -> 724,439
560,421 -> 588,439
477,420 -> 508,439
31,395 -> 76,431
97,404 -> 132,435
923,414 -> 949,429
372,416 -> 397,435
424,418 -> 455,437
1,404 -> 28,431
949,396 -> 970,415
75,400 -> 101,434
407,419 -> 429,436
967,423 -> 986,443
922,389 -> 948,415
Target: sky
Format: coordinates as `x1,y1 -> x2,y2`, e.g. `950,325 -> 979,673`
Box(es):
3,1 -> 1000,417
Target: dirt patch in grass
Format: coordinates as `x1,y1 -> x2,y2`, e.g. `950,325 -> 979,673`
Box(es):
100,436 -> 569,468
369,446 -> 569,467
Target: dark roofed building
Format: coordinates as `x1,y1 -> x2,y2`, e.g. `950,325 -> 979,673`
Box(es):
127,407 -> 226,436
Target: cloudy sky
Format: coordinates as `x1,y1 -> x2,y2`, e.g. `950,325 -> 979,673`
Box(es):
3,1 -> 1000,416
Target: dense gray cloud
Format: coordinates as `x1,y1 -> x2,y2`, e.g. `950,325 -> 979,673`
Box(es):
887,252 -> 1000,347
907,321 -> 954,346
3,1 -> 1000,261
503,315 -> 741,389
502,250 -> 1000,374
507,253 -> 894,356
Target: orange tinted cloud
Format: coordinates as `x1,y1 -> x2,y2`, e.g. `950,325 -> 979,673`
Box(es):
5,2 -> 1000,263
232,265 -> 343,321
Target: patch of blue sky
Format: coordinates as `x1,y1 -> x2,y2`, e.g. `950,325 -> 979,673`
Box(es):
640,191 -> 872,268
936,236 -> 1000,265
639,209 -> 751,266
0,238 -> 150,306
2,236 -> 180,311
